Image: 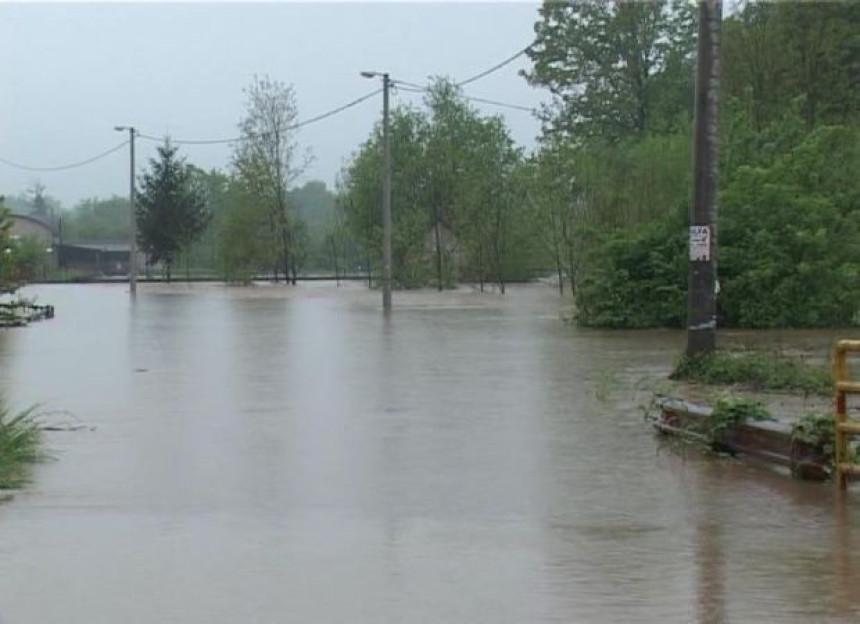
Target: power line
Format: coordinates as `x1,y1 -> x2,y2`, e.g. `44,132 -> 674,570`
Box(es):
138,88 -> 383,146
394,83 -> 534,114
456,46 -> 531,88
462,94 -> 534,113
0,140 -> 129,172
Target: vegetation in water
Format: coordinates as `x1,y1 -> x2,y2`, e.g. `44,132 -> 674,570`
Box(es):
707,395 -> 772,446
671,350 -> 832,396
0,401 -> 44,489
791,413 -> 860,475
791,413 -> 836,461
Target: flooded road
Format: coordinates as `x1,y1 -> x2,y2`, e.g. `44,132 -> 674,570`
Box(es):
0,283 -> 858,623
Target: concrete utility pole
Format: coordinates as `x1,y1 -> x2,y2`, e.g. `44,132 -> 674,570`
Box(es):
361,71 -> 393,315
115,125 -> 137,295
686,0 -> 722,356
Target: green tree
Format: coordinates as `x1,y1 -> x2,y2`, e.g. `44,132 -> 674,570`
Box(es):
183,167 -> 233,274
525,0 -> 696,140
456,115 -> 524,292
233,75 -> 307,283
0,198 -> 15,292
136,140 -> 210,281
219,181 -> 278,283
339,79 -> 536,291
290,180 -> 337,272
339,106 -> 432,288
63,196 -> 131,241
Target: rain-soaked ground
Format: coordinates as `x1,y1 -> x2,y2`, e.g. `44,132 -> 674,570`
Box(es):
0,283 -> 858,623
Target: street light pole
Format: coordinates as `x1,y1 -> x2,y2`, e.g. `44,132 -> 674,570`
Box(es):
361,71 -> 392,315
115,125 -> 137,295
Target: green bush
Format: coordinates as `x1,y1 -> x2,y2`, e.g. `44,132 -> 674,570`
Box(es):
709,395 -> 773,445
719,126 -> 860,327
572,124 -> 860,329
0,402 -> 43,489
672,350 -> 832,395
575,208 -> 687,328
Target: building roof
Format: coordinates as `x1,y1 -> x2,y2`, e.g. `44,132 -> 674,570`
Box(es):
10,213 -> 59,237
62,240 -> 131,253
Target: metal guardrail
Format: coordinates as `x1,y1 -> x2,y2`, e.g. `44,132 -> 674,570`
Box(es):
833,340 -> 860,490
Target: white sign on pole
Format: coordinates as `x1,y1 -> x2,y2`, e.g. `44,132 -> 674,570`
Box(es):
689,225 -> 710,261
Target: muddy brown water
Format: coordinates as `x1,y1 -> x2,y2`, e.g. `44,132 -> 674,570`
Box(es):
0,283 -> 858,623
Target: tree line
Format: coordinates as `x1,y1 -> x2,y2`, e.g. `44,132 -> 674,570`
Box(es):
4,1 -> 858,328
519,0 -> 859,328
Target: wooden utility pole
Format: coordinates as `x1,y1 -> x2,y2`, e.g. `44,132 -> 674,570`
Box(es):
686,0 -> 722,356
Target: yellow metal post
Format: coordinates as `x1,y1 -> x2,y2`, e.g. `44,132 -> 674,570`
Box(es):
833,340 -> 860,490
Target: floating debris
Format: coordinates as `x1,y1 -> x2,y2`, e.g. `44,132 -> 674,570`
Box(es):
0,299 -> 55,327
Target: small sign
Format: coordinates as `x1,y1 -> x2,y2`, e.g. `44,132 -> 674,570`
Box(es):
689,225 -> 710,261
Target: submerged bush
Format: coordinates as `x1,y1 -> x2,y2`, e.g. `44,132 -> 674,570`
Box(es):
672,350 -> 832,395
708,395 -> 772,445
0,402 -> 43,489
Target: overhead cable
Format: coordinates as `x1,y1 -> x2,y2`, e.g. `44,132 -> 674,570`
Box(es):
0,140 -> 129,172
394,84 -> 534,114
456,46 -> 531,87
138,88 -> 383,146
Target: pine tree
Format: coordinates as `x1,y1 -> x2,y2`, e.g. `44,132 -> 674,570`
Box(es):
136,140 -> 210,281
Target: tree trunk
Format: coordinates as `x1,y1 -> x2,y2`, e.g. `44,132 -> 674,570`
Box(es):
494,242 -> 505,294
434,218 -> 443,292
329,238 -> 340,287
557,258 -> 564,296
290,252 -> 297,285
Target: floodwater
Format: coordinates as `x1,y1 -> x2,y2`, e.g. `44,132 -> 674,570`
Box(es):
0,283 -> 857,623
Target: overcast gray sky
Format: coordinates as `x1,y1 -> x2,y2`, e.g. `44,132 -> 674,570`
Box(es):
0,1 -> 545,207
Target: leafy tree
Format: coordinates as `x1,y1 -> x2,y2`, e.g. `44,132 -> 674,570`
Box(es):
63,196 -> 131,241
339,106 -> 433,288
0,198 -> 15,292
219,181 -> 278,283
423,78 -> 476,289
456,115 -> 524,292
524,0 -> 696,140
136,140 -> 210,281
290,180 -> 337,272
183,167 -> 233,274
232,75 -> 308,283
718,125 -> 860,327
722,2 -> 860,132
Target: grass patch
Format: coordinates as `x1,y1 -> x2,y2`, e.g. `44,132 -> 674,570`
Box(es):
0,402 -> 44,489
671,349 -> 831,395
